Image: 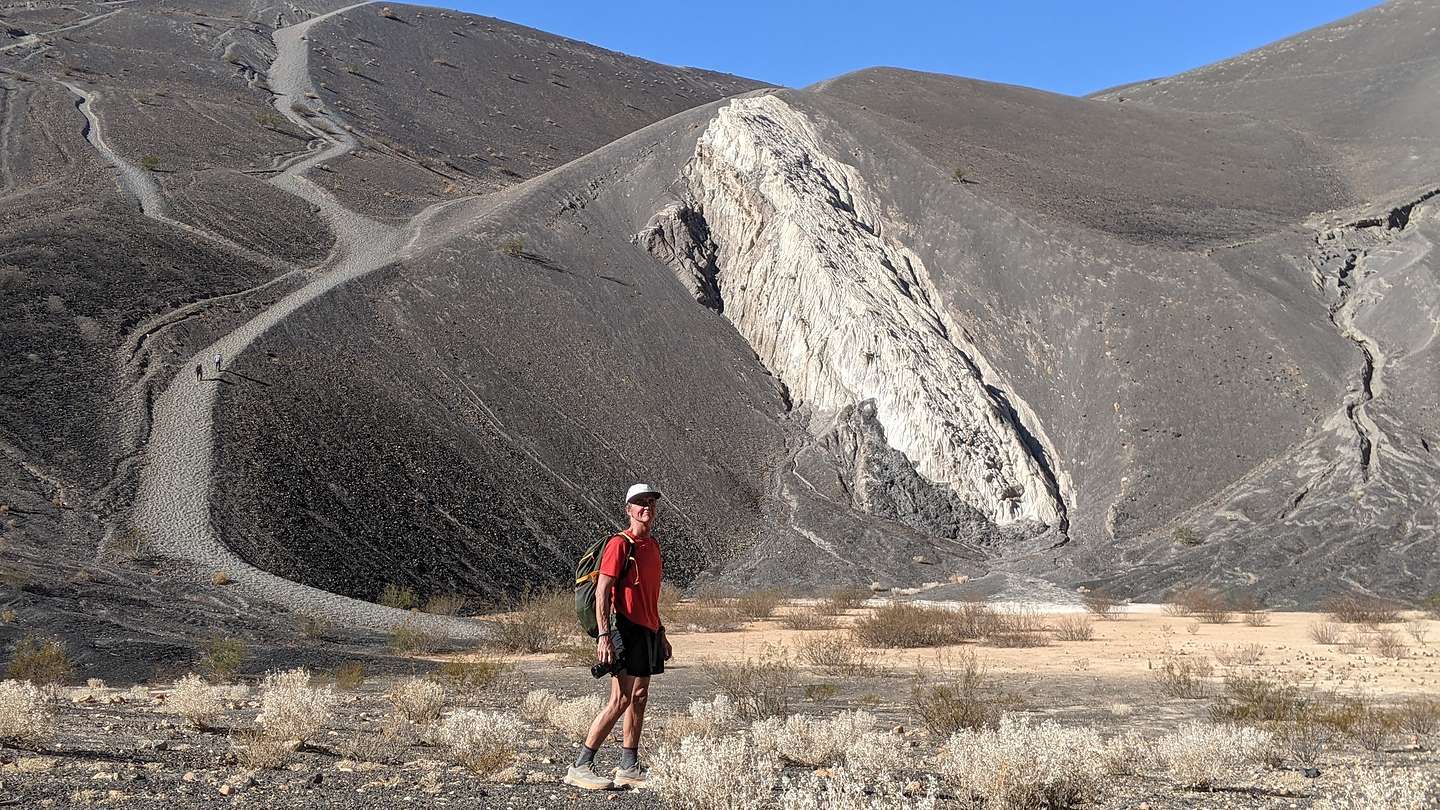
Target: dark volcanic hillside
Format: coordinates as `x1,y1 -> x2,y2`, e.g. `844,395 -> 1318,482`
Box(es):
2,0 -> 1438,674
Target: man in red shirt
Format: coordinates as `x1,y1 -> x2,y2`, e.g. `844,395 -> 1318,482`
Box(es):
564,483 -> 672,790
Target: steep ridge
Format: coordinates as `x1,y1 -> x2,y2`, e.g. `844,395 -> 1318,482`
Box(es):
641,95 -> 1065,528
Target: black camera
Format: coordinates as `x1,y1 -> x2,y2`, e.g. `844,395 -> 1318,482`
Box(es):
589,629 -> 625,679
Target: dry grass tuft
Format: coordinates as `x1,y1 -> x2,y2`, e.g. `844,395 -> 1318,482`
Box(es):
378,583 -> 419,610
230,728 -> 294,769
423,593 -> 467,616
436,659 -> 508,699
796,632 -> 873,675
910,649 -> 1019,735
333,662 -> 366,690
702,644 -> 797,720
0,679 -> 54,745
735,588 -> 787,620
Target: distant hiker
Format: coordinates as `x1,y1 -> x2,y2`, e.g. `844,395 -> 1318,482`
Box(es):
194,363 -> 203,381
565,483 -> 670,791
213,353 -> 222,373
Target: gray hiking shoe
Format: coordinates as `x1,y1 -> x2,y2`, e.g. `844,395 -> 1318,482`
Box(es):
613,764 -> 648,787
563,762 -> 614,791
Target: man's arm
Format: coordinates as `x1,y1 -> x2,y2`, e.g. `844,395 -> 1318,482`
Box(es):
595,572 -> 616,664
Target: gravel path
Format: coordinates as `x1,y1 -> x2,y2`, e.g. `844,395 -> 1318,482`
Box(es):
127,2 -> 492,637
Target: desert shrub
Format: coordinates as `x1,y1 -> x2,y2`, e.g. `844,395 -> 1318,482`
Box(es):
702,644 -> 797,720
671,600 -> 747,633
1425,593 -> 1440,620
1080,589 -> 1121,619
820,586 -> 870,615
1406,620 -> 1430,646
1207,674 -> 1310,726
297,613 -> 331,639
546,694 -> 602,738
378,583 -> 419,610
1100,730 -> 1158,776
910,649 -> 1017,735
1213,643 -> 1264,667
1325,593 -> 1402,625
1317,767 -> 1440,810
230,728 -> 293,769
658,694 -> 738,744
1346,702 -> 1399,752
140,154 -> 160,171
779,768 -> 937,810
1157,722 -> 1273,789
779,604 -> 838,630
852,602 -> 979,648
423,593 -> 466,616
1397,696 -> 1440,743
389,619 -> 444,656
1374,628 -> 1409,659
499,237 -> 525,257
1152,656 -> 1213,699
1162,586 -> 1230,620
985,608 -> 1052,647
1309,621 -> 1343,644
519,688 -> 559,724
436,659 -> 507,698
750,711 -> 904,775
210,570 -> 231,586
492,590 -> 572,653
256,668 -> 334,742
796,632 -> 871,675
5,636 -> 71,686
658,581 -> 683,610
0,679 -> 54,745
342,718 -> 417,765
166,673 -> 227,729
333,662 -> 366,690
388,677 -> 446,725
735,588 -> 787,620
651,734 -> 780,810
938,714 -> 1105,809
200,637 -> 247,681
803,683 -> 839,702
434,709 -> 520,776
1172,526 -> 1204,546
1053,615 -> 1094,641
1242,609 -> 1272,627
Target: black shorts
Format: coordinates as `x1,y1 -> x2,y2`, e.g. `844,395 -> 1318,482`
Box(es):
615,612 -> 665,677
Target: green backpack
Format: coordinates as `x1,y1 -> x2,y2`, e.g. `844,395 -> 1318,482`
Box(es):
574,531 -> 634,639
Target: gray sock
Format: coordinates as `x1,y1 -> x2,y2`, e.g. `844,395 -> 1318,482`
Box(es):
574,744 -> 597,768
620,747 -> 638,770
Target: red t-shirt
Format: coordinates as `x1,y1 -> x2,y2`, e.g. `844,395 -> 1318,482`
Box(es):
599,531 -> 663,632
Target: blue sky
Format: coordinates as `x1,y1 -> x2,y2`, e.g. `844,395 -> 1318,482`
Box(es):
442,1 -> 1379,96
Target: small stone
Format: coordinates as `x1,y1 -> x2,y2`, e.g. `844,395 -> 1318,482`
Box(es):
911,554 -> 933,565
183,771 -> 197,782
308,772 -> 323,786
869,581 -> 888,592
92,771 -> 119,781
218,784 -> 233,796
891,724 -> 904,735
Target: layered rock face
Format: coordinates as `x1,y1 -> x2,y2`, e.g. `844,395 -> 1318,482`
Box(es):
642,95 -> 1065,529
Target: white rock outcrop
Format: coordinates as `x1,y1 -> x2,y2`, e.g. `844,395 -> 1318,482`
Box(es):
644,95 -> 1063,526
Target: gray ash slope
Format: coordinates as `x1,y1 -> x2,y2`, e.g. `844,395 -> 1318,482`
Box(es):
1,0 -> 1436,671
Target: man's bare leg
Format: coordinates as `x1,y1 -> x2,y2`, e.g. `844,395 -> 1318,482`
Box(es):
583,673 -> 637,751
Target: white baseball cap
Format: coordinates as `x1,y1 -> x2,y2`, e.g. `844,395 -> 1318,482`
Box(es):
625,483 -> 663,504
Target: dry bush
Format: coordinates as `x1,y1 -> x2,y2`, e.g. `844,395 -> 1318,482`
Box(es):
1207,674 -> 1314,728
1100,730 -> 1158,776
779,604 -> 838,631
670,599 -> 747,633
1157,722 -> 1273,789
1053,614 -> 1094,641
1162,586 -> 1233,622
333,662 -> 366,690
434,709 -> 520,777
1213,643 -> 1264,667
1406,620 -> 1430,646
910,649 -> 1018,735
491,590 -> 574,653
6,636 -> 71,686
231,728 -> 293,769
378,583 -> 419,610
1397,696 -> 1440,744
1346,702 -> 1399,752
390,619 -> 445,656
820,586 -> 870,615
1374,628 -> 1409,659
852,602 -> 980,648
1080,589 -> 1121,619
423,593 -> 466,616
0,679 -> 54,745
1316,767 -> 1440,810
342,718 -> 418,765
1243,610 -> 1272,627
658,581 -> 683,610
499,237 -> 525,257
651,734 -> 780,810
702,644 -> 797,720
657,694 -> 737,745
165,673 -> 227,729
779,768 -> 937,810
1309,621 -> 1343,644
796,632 -> 871,675
199,637 -> 247,681
750,711 -> 904,776
387,677 -> 446,725
1152,656 -> 1214,699
436,659 -> 507,699
1324,593 -> 1402,625
938,714 -> 1106,810
210,570 -> 231,586
735,588 -> 787,620
256,668 -> 334,742
985,608 -> 1052,647
519,689 -> 559,724
545,694 -> 602,738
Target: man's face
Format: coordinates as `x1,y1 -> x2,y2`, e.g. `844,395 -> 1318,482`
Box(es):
627,494 -> 659,526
